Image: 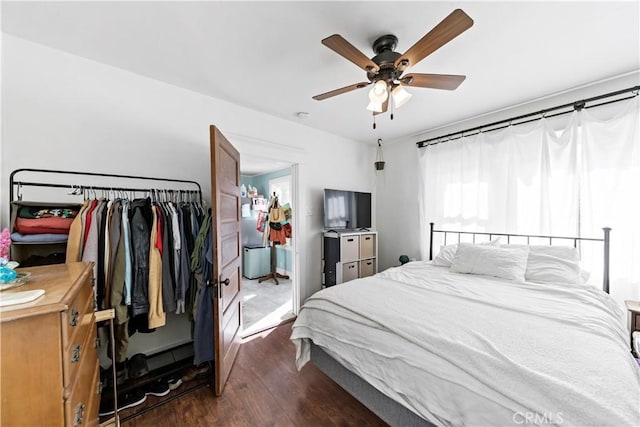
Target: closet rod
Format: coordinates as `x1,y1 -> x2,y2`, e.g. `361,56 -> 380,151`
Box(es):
13,181 -> 201,197
416,85 -> 640,148
9,168 -> 202,203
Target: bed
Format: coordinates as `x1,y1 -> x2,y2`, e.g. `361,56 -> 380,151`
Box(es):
291,225 -> 640,427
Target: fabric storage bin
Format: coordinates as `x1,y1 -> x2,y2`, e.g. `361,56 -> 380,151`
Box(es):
341,236 -> 359,262
342,262 -> 359,282
360,234 -> 376,259
360,259 -> 376,278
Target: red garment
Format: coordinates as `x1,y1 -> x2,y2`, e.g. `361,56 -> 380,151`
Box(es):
155,205 -> 163,255
256,210 -> 266,232
269,227 -> 287,245
15,217 -> 74,235
83,199 -> 99,246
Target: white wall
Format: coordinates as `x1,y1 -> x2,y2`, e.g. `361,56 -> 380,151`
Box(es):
376,71 -> 640,270
1,35 -> 375,307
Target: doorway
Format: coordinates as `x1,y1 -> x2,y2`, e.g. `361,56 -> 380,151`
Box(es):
239,158 -> 297,337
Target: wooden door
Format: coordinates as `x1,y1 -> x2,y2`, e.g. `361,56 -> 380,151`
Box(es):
210,125 -> 243,396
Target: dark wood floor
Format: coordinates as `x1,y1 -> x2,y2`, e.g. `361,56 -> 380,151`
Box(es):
123,323 -> 387,426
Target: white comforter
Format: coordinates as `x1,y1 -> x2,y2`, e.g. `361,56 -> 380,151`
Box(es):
291,262 -> 640,427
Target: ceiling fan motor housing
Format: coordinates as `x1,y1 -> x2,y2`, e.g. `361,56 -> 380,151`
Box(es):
368,34 -> 403,85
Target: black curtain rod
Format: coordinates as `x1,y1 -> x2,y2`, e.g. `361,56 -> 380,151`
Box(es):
416,85 -> 640,148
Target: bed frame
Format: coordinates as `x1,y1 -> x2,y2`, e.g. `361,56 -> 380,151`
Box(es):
428,222 -> 611,293
310,224 -> 612,426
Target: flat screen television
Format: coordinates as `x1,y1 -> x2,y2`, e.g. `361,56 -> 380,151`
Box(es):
323,189 -> 372,230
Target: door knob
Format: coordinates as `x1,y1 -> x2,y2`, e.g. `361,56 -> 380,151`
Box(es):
221,278 -> 230,286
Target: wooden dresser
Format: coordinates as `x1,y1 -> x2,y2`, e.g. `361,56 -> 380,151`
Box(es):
0,262 -> 100,426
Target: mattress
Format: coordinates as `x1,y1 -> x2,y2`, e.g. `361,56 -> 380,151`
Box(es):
291,261 -> 640,427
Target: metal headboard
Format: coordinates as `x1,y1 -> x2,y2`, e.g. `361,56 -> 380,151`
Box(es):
428,222 -> 611,294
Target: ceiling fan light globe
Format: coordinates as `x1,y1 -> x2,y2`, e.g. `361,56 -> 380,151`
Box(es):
392,85 -> 412,108
366,101 -> 383,113
368,80 -> 389,103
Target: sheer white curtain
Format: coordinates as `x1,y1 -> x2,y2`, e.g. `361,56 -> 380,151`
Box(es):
418,97 -> 639,304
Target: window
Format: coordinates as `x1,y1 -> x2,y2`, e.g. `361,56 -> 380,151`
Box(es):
269,176 -> 291,205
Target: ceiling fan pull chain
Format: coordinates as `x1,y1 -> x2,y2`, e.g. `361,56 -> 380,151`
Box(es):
373,114 -> 376,130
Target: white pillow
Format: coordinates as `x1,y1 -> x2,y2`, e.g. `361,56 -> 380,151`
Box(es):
502,244 -> 582,285
432,239 -> 501,267
450,243 -> 530,282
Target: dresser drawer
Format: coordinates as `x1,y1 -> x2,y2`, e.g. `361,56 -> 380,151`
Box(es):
84,362 -> 101,427
62,279 -> 94,353
63,317 -> 97,393
65,361 -> 100,427
64,334 -> 100,427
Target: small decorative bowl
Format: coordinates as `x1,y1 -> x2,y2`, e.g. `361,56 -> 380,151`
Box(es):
0,272 -> 31,291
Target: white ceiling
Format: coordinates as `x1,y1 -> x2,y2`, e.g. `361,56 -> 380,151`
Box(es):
2,1 -> 639,151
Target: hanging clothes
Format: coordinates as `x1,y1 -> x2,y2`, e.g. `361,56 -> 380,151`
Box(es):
175,206 -> 190,315
121,199 -> 133,306
96,201 -> 109,308
160,203 -> 177,313
102,199 -> 114,306
66,199 -> 90,262
104,199 -> 121,309
128,198 -> 154,335
82,198 -> 105,304
267,195 -> 291,245
148,204 -> 165,329
109,202 -> 130,363
192,210 -> 213,365
82,198 -> 99,247
62,190 -> 206,364
167,202 -> 182,294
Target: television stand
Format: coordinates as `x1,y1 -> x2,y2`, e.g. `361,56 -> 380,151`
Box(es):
322,230 -> 378,287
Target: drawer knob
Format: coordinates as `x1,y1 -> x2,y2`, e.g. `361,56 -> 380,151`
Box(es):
74,403 -> 85,426
71,344 -> 81,363
70,309 -> 79,327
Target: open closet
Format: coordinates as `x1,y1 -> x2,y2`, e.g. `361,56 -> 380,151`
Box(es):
3,126 -> 244,424
8,167 -> 212,421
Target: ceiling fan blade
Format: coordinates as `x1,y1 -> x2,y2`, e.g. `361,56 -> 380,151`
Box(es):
322,34 -> 380,73
395,9 -> 473,70
401,73 -> 466,90
313,82 -> 371,101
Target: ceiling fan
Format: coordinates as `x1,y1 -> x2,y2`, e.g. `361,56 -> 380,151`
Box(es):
312,9 -> 474,121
